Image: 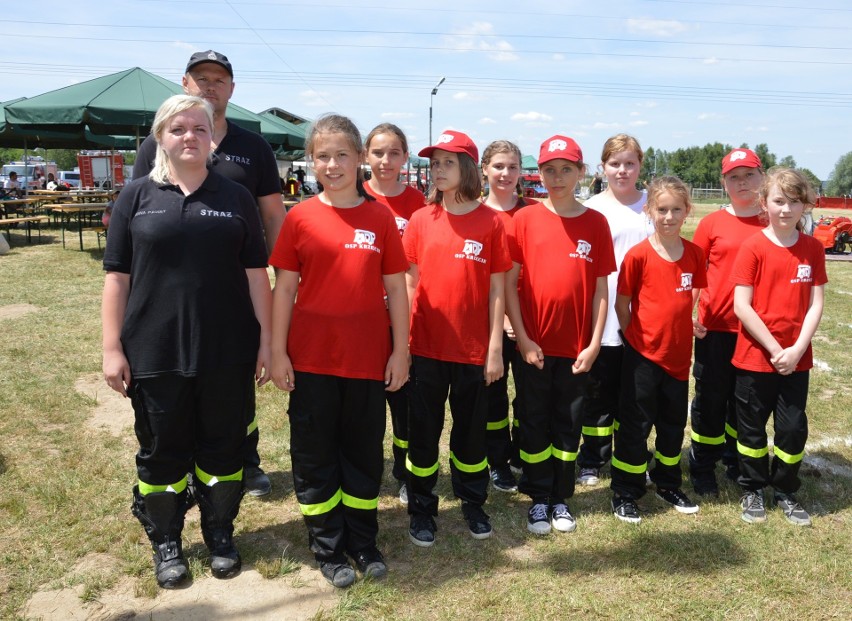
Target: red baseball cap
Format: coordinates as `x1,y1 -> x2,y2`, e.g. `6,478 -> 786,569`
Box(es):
418,130 -> 479,162
721,148 -> 762,174
538,135 -> 583,165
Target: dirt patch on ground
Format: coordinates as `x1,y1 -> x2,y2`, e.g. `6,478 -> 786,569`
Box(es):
0,303 -> 40,321
74,373 -> 134,436
22,553 -> 339,620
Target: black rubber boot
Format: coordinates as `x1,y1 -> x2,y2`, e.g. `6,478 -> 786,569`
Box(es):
194,479 -> 244,579
131,485 -> 191,589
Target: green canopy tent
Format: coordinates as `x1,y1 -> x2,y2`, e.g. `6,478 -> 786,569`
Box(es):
521,154 -> 538,171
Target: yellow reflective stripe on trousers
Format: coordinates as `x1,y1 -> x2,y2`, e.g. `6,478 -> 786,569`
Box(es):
449,451 -> 489,473
195,465 -> 243,486
582,425 -> 614,437
300,488 -> 342,516
737,441 -> 769,459
392,434 -> 409,450
552,447 -> 578,462
773,445 -> 804,464
654,450 -> 681,467
725,423 -> 738,439
611,455 -> 647,474
246,415 -> 258,436
613,419 -> 621,432
520,445 -> 552,464
341,491 -> 379,511
138,477 -> 187,495
487,417 -> 510,431
513,418 -> 520,428
690,430 -> 725,445
406,454 -> 439,477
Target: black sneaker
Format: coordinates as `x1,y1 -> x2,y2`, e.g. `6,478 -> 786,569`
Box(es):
351,547 -> 388,579
527,502 -> 551,535
612,495 -> 641,524
490,465 -> 518,493
244,466 -> 271,497
550,503 -> 576,533
462,502 -> 493,539
409,513 -> 437,547
740,489 -> 767,524
691,473 -> 719,498
319,560 -> 356,588
656,488 -> 699,514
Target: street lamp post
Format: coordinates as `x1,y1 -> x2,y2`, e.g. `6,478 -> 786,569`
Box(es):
428,77 -> 446,149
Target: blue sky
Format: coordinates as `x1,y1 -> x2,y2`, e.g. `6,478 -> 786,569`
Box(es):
2,0 -> 850,179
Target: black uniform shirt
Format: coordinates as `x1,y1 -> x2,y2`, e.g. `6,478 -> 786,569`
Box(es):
103,172 -> 268,378
133,120 -> 281,201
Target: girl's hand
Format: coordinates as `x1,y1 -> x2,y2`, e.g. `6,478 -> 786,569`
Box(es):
270,350 -> 296,392
255,341 -> 271,387
103,349 -> 131,397
770,347 -> 803,376
518,337 -> 544,370
503,315 -> 516,341
385,350 -> 410,392
693,319 -> 708,339
572,344 -> 600,374
484,349 -> 504,386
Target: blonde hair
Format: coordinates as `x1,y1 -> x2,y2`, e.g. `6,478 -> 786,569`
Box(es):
646,176 -> 693,215
600,133 -> 644,165
149,95 -> 213,185
759,167 -> 816,230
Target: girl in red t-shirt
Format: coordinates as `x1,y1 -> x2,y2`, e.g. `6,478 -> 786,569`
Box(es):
404,130 -> 511,547
364,123 -> 425,505
269,114 -> 409,588
481,139 -> 531,494
505,135 -> 615,536
610,176 -> 707,524
732,167 -> 826,527
689,148 -> 765,496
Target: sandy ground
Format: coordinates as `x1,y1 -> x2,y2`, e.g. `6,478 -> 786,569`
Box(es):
0,303 -> 41,321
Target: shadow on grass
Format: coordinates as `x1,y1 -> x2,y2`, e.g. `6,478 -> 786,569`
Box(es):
0,451 -> 6,475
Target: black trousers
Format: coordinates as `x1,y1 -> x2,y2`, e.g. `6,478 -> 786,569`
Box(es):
578,345 -> 623,470
734,370 -> 809,494
611,344 -> 688,500
130,365 -> 253,487
288,372 -> 386,562
485,331 -> 522,469
689,331 -> 739,476
517,355 -> 587,503
386,329 -> 410,482
407,355 -> 489,517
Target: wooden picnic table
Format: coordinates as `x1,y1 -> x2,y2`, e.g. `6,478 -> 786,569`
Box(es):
1,198 -> 41,217
0,215 -> 50,246
48,203 -> 108,251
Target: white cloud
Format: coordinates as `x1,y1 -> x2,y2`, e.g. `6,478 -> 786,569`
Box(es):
450,21 -> 519,62
512,111 -> 553,122
697,112 -> 721,121
630,120 -> 649,127
479,117 -> 497,125
299,89 -> 333,108
552,53 -> 565,61
629,111 -> 641,117
592,121 -> 621,130
381,112 -> 415,120
703,57 -> 720,65
745,126 -> 769,132
627,18 -> 689,37
636,101 -> 659,109
452,92 -> 485,102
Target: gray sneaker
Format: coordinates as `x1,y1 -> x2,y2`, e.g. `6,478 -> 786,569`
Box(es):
775,493 -> 812,526
740,489 -> 767,524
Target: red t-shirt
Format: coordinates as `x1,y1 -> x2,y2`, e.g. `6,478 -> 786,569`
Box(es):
370,185 -> 425,236
269,196 -> 408,380
485,195 -> 531,237
404,203 -> 512,365
693,208 -> 764,332
509,203 -> 616,358
619,238 -> 708,380
731,232 -> 827,373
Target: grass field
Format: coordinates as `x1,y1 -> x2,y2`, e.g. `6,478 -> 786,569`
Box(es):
0,206 -> 850,620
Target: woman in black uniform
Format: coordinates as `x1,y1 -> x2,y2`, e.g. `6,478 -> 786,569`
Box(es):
102,94 -> 271,588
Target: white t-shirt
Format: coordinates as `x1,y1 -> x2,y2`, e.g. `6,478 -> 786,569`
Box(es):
584,189 -> 654,346
4,179 -> 21,190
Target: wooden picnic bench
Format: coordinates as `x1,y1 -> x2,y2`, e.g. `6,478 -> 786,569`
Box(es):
0,216 -> 50,246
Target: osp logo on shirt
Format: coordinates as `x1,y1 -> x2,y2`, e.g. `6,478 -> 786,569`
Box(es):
455,239 -> 486,264
395,217 -> 409,236
345,229 -> 381,253
792,264 -> 813,283
676,273 -> 694,292
569,239 -> 594,262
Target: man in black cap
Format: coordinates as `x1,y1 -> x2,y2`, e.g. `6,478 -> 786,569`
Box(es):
133,50 -> 284,497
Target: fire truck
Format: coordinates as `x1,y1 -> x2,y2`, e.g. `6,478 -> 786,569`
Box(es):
76,152 -> 125,189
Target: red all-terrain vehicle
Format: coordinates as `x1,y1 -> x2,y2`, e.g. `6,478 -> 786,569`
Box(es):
813,216 -> 852,254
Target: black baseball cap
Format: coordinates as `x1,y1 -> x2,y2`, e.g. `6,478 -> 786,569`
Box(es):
185,50 -> 233,77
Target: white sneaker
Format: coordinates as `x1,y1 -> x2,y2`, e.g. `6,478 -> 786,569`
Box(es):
550,503 -> 577,533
